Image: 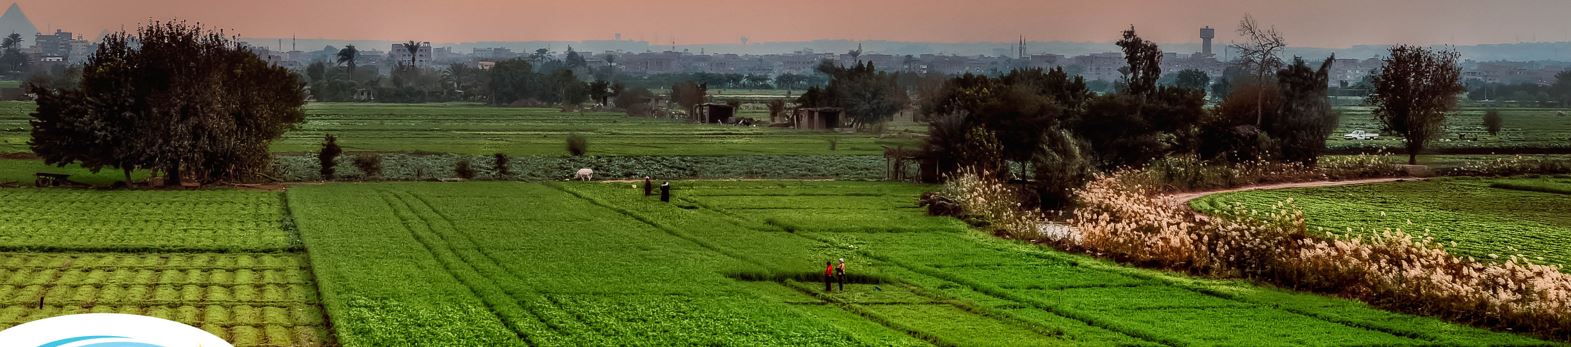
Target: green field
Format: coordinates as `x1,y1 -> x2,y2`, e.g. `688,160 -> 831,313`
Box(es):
285,181 -> 1546,345
1192,177 -> 1571,269
0,188 -> 331,346
1330,106 -> 1571,152
0,102 -> 914,156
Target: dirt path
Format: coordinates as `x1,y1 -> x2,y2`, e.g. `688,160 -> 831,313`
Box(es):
1169,177 -> 1424,204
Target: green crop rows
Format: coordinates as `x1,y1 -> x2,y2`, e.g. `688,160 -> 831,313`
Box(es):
1330,106 -> 1571,152
0,189 -> 296,252
288,181 -> 1548,346
1192,177 -> 1571,269
0,187 -> 331,346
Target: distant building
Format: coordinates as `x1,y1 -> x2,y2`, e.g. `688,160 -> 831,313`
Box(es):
390,42 -> 433,69
67,37 -> 95,65
33,29 -> 71,61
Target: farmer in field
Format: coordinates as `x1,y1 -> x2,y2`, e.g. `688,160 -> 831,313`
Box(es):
660,181 -> 671,202
643,176 -> 653,197
837,258 -> 847,290
824,260 -> 835,292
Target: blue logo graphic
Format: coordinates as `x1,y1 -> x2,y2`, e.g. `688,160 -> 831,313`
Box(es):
41,335 -> 165,347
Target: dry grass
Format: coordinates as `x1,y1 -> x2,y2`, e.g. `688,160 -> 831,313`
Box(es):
1060,173 -> 1571,340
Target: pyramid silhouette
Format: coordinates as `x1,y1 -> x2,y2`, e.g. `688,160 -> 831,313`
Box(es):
0,3 -> 38,37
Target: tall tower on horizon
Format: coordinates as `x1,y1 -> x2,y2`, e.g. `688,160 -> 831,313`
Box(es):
1200,26 -> 1216,56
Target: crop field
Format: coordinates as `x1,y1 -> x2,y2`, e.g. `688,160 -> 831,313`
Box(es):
1192,177 -> 1571,269
0,187 -> 330,346
287,181 -> 1546,346
1330,106 -> 1571,152
0,101 -> 912,156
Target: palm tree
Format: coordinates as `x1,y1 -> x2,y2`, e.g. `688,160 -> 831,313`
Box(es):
400,41 -> 422,69
335,45 -> 359,76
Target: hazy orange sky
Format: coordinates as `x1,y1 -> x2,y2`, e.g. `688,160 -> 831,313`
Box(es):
12,0 -> 1571,47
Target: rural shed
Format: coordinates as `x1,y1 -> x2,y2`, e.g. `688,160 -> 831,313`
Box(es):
793,107 -> 844,130
695,103 -> 735,124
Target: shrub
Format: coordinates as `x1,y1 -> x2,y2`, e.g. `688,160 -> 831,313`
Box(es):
1031,129 -> 1092,209
353,154 -> 382,179
939,168 -> 1045,241
493,153 -> 511,178
1483,110 -> 1503,136
318,134 -> 341,180
827,138 -> 839,151
454,159 -> 476,180
566,134 -> 588,156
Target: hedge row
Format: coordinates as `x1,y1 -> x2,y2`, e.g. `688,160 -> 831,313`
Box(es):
273,154 -> 886,181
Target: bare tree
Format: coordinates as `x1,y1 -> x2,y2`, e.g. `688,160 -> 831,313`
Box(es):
1233,14 -> 1286,126
1367,45 -> 1464,165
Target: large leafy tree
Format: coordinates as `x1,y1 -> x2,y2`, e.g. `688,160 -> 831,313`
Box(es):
488,59 -> 538,105
1116,26 -> 1162,97
817,61 -> 909,127
29,21 -> 307,185
1173,69 -> 1211,92
1272,56 -> 1339,164
1367,45 -> 1464,165
1553,70 -> 1571,108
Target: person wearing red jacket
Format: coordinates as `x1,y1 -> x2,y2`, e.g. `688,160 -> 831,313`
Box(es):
823,260 -> 834,292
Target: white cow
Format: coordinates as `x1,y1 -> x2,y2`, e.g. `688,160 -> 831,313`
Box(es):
574,168 -> 594,181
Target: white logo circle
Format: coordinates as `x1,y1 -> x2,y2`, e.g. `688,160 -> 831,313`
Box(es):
0,313 -> 231,347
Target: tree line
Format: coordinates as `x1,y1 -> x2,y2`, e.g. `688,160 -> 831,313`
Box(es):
921,17 -> 1466,208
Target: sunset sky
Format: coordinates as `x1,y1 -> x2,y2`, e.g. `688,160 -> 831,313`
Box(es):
12,0 -> 1571,47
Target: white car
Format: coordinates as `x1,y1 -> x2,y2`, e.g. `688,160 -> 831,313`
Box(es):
1343,130 -> 1380,140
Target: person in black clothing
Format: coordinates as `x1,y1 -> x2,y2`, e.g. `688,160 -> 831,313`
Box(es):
642,176 -> 653,197
659,181 -> 671,202
836,258 -> 846,290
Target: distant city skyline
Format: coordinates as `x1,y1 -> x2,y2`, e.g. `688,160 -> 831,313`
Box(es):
9,0 -> 1571,48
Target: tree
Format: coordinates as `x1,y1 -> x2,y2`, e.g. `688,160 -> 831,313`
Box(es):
400,41 -> 422,69
29,21 -> 307,185
1234,14 -> 1287,126
1173,69 -> 1210,92
588,80 -> 612,106
488,59 -> 537,105
817,61 -> 909,127
1482,110 -> 1503,136
1272,56 -> 1339,164
1116,26 -> 1161,97
671,81 -> 707,117
1553,70 -> 1571,108
0,33 -> 28,75
565,47 -> 587,70
336,45 -> 359,76
319,135 -> 341,180
306,62 -> 327,83
1367,45 -> 1464,165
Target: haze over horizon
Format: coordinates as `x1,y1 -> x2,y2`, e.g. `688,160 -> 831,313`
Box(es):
8,0 -> 1571,48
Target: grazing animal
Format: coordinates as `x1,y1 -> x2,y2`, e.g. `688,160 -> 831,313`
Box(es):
574,168 -> 594,181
